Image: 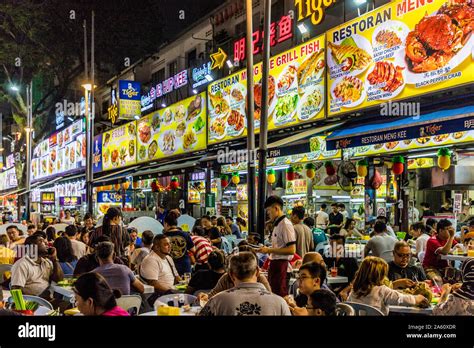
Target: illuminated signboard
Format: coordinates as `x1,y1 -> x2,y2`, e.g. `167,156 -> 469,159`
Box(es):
192,62 -> 213,89
108,88 -> 119,124
141,70 -> 189,110
233,14 -> 293,63
295,0 -> 338,26
59,196 -> 82,206
118,80 -> 141,121
41,192 -> 56,204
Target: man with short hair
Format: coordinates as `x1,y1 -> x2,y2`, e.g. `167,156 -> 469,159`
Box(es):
316,204 -> 329,229
201,215 -> 222,249
226,216 -> 242,239
328,203 -> 344,235
6,225 -> 25,250
82,213 -> 95,234
210,216 -> 218,226
291,206 -> 314,258
200,252 -> 291,316
64,225 -> 87,258
27,224 -> 36,236
388,241 -> 427,289
10,235 -> 64,297
376,216 -> 397,238
323,235 -> 359,283
61,209 -> 76,225
307,289 -> 337,316
338,203 -> 349,222
93,241 -> 144,295
423,219 -> 458,282
189,227 -> 213,271
420,202 -> 435,219
364,221 -> 398,262
258,195 -> 296,297
140,235 -> 181,295
130,230 -> 154,271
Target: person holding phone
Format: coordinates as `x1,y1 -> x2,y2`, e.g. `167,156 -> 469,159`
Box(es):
422,219 -> 458,283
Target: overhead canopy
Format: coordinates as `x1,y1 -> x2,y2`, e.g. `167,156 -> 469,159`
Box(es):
92,165 -> 140,185
326,106 -> 474,150
132,158 -> 201,179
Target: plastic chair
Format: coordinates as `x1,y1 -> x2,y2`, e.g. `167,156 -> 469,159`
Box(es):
316,242 -> 328,255
344,302 -> 384,316
116,295 -> 142,316
8,295 -> 54,311
335,303 -> 355,316
0,264 -> 12,283
156,294 -> 197,307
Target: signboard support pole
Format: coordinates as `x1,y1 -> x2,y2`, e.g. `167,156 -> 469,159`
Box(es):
257,0 -> 271,242
25,81 -> 33,221
246,0 -> 257,234
401,157 -> 409,233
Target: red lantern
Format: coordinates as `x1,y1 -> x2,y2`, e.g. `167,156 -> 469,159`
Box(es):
220,174 -> 229,188
170,177 -> 179,190
325,161 -> 336,176
132,181 -> 139,189
151,181 -> 158,192
391,156 -> 405,175
286,166 -> 295,181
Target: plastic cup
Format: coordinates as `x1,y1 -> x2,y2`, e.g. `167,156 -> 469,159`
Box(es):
468,250 -> 474,257
330,267 -> 338,277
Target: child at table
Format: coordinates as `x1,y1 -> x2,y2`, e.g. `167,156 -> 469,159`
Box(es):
433,258 -> 474,316
347,256 -> 429,315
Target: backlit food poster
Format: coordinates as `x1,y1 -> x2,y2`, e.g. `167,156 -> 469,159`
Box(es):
208,34 -> 326,144
101,121 -> 137,171
327,0 -> 474,116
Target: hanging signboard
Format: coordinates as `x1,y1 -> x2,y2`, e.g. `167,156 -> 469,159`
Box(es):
118,80 -> 141,121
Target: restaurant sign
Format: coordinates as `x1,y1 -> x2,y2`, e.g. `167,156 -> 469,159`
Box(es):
327,0 -> 474,116
295,0 -> 338,26
97,192 -> 132,203
192,62 -> 213,89
41,192 -> 55,204
0,167 -> 17,192
140,70 -> 189,110
118,80 -> 141,121
59,196 -> 82,206
98,121 -> 137,172
108,88 -> 119,124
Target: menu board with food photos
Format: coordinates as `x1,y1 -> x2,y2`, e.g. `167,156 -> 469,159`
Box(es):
208,35 -> 325,144
0,167 -> 18,192
327,0 -> 474,116
101,121 -> 137,171
136,92 -> 207,163
31,119 -> 85,182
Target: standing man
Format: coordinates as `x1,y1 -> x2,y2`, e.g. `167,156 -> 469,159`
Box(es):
257,196 -> 296,297
316,204 -> 329,230
290,206 -> 314,257
338,203 -> 349,222
328,203 -> 344,235
61,210 -> 76,225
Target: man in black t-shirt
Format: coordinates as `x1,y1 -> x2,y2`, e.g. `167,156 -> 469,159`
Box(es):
186,250 -> 225,294
201,216 -> 222,249
388,241 -> 426,289
420,202 -> 435,219
328,203 -> 344,235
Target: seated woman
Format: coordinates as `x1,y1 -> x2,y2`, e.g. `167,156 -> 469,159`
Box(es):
433,258 -> 474,316
339,218 -> 362,238
186,250 -> 226,295
73,272 -> 129,316
53,236 -> 78,276
347,256 -> 429,315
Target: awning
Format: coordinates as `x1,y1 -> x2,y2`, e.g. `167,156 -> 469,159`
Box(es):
326,105 -> 474,150
268,122 -> 344,149
0,188 -> 25,197
92,165 -> 140,185
132,158 -> 201,178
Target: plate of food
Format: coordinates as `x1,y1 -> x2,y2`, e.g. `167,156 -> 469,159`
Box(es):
277,64 -> 299,96
402,2 -> 474,83
372,20 -> 409,58
227,109 -> 246,136
331,75 -> 366,107
209,91 -> 230,118
187,94 -> 202,121
254,76 -> 277,126
274,93 -> 298,126
129,140 -> 135,158
416,136 -> 431,145
175,104 -> 187,122
328,34 -> 373,77
138,145 -> 146,161
103,148 -> 110,164
230,84 -> 246,106
151,113 -> 161,132
210,117 -> 226,140
297,48 -> 325,90
111,149 -> 119,167
366,60 -> 406,100
297,84 -> 324,121
433,133 -> 450,143
385,141 -> 399,150
183,129 -> 197,150
58,132 -> 63,148
148,140 -> 158,159
162,108 -> 174,125
138,121 -> 152,144
103,133 -> 111,148
452,131 -> 466,140
176,121 -> 186,137
159,130 -> 178,155
128,122 -> 136,136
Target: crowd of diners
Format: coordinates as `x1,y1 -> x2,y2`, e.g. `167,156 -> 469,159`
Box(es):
0,196 -> 473,316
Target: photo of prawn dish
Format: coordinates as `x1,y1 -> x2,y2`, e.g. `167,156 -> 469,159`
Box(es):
254,76 -> 276,124
138,121 -> 151,144
433,133 -> 450,143
297,49 -> 325,89
405,0 -> 474,74
375,30 -> 402,48
366,61 -> 405,98
328,36 -> 373,76
277,64 -> 298,95
227,109 -> 245,134
332,76 -> 365,106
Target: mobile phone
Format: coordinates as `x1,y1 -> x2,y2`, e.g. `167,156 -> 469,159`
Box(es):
47,247 -> 54,255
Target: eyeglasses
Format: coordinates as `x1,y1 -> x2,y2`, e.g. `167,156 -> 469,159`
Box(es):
395,252 -> 411,258
296,275 -> 315,280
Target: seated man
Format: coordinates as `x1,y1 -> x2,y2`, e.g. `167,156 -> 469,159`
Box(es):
199,252 -> 290,316
10,235 -> 64,298
307,289 -> 337,316
388,241 -> 427,289
93,241 -> 144,295
323,235 -> 359,283
422,219 -> 457,283
140,235 -> 181,297
73,236 -> 125,277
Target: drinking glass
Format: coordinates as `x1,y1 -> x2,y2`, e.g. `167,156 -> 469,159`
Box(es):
184,273 -> 191,284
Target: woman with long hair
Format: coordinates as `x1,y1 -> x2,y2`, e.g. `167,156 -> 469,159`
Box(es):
73,272 -> 129,316
217,217 -> 232,236
45,226 -> 57,244
347,256 -> 428,315
339,218 -> 362,238
53,236 -> 78,276
88,207 -> 129,262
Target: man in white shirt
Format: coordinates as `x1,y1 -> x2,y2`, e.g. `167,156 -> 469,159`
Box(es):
65,225 -> 87,258
60,210 -> 76,225
316,204 -> 329,229
130,230 -> 154,271
140,234 -> 181,296
364,221 -> 398,262
258,196 -> 296,297
376,216 -> 397,239
338,203 -> 350,222
291,206 -> 314,257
